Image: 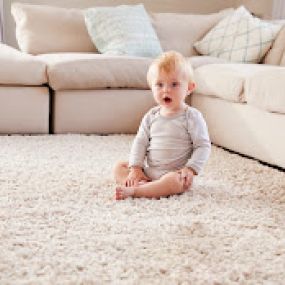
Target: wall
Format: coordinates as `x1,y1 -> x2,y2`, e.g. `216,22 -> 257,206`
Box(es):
235,0 -> 274,18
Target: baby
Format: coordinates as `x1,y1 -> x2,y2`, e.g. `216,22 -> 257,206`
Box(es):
114,51 -> 211,199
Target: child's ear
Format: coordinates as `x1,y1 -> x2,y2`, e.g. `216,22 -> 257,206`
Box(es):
188,82 -> 196,93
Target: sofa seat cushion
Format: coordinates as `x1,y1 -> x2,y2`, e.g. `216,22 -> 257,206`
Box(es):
37,53 -> 152,91
0,44 -> 47,85
194,63 -> 276,102
189,56 -> 229,69
245,67 -> 285,114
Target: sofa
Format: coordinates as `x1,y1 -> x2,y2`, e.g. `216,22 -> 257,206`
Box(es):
0,1 -> 285,169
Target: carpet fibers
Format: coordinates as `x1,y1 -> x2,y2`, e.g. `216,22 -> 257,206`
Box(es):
0,135 -> 284,284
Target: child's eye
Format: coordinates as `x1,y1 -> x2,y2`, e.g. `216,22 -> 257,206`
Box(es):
156,82 -> 163,88
172,82 -> 179,87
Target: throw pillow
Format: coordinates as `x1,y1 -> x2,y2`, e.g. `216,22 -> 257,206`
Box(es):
84,4 -> 162,58
11,3 -> 96,54
194,6 -> 282,63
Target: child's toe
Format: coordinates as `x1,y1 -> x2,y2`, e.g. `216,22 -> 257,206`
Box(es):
115,187 -> 123,200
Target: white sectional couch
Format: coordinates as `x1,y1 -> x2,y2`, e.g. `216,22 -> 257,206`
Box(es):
1,1 -> 285,169
189,64 -> 285,169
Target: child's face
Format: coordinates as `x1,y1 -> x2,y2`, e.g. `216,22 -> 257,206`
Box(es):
151,69 -> 194,112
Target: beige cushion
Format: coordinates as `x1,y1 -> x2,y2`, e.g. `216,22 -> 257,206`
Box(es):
0,43 -> 47,85
37,53 -> 152,91
281,52 -> 285,66
152,9 -> 233,57
0,86 -> 49,134
11,3 -> 96,55
194,63 -> 273,102
264,21 -> 285,65
189,56 -> 229,69
245,67 -> 285,114
12,2 -> 232,56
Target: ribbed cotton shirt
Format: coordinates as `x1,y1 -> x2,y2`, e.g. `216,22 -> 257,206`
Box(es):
129,106 -> 211,180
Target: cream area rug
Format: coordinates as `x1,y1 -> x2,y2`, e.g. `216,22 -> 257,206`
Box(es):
0,135 -> 284,284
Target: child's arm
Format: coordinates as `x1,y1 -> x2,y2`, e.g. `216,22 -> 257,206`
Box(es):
125,166 -> 150,187
127,111 -> 152,185
186,109 -> 211,175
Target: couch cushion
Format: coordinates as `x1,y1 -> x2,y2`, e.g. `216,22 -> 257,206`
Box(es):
37,53 -> 152,91
189,56 -> 229,69
245,67 -> 285,114
194,63 -> 274,102
12,2 -> 232,57
0,44 -> 47,85
84,4 -> 162,57
263,21 -> 285,65
152,9 -> 233,57
194,6 -> 282,63
11,3 -> 96,55
281,52 -> 285,66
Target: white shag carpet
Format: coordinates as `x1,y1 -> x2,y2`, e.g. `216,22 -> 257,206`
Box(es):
0,135 -> 284,285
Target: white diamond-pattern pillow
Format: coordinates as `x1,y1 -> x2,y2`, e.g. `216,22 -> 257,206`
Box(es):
194,6 -> 282,63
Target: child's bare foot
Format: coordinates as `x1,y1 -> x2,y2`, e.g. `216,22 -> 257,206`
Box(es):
115,186 -> 135,200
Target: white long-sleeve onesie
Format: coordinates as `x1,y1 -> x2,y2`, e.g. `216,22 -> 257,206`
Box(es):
129,106 -> 211,180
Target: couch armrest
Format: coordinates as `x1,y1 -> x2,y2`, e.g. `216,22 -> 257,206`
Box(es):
0,43 -> 47,85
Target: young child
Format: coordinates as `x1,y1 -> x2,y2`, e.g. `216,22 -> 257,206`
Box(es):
114,51 -> 211,200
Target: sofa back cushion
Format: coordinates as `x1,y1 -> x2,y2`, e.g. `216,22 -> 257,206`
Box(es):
263,21 -> 285,65
281,52 -> 285,66
12,2 -> 232,56
152,9 -> 233,56
11,3 -> 96,54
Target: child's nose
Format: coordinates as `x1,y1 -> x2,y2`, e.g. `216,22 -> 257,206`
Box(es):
163,85 -> 170,92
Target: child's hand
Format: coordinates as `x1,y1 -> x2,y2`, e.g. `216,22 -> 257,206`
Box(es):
177,167 -> 195,190
125,167 -> 150,187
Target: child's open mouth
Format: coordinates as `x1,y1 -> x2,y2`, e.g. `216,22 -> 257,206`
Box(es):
163,97 -> 172,104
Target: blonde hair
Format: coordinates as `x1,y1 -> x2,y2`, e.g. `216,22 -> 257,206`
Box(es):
147,51 -> 194,86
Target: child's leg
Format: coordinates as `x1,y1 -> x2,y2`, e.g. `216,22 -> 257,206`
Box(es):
113,161 -> 129,185
116,171 -> 187,200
